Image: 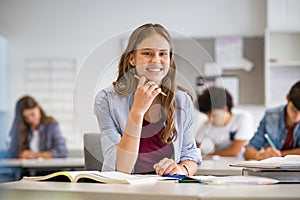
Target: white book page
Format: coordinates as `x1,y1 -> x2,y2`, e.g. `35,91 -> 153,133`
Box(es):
90,171 -> 141,180
259,155 -> 300,164
189,175 -> 216,181
58,171 -> 99,180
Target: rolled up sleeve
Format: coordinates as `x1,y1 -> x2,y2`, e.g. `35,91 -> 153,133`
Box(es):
94,91 -> 121,171
179,93 -> 202,165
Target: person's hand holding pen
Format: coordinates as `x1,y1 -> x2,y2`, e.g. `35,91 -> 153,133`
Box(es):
256,134 -> 282,160
131,75 -> 162,116
134,75 -> 167,96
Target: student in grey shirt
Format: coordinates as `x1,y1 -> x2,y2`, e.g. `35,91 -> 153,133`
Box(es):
94,23 -> 201,175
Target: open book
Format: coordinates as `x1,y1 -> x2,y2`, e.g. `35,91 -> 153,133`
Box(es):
230,155 -> 300,169
22,171 -> 162,184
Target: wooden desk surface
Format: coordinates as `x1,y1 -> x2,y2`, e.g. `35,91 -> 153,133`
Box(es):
1,180 -> 300,200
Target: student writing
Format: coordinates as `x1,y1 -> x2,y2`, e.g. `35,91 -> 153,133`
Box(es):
244,81 -> 300,160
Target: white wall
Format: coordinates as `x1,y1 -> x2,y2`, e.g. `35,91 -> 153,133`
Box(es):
0,0 -> 266,150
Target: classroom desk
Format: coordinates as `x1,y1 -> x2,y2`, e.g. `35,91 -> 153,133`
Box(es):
197,157 -> 243,176
1,156 -> 241,181
23,157 -> 84,176
0,159 -> 23,182
0,157 -> 84,181
1,180 -> 300,200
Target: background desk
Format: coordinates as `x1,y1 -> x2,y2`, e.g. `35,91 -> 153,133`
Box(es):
0,158 -> 84,181
1,157 -> 242,181
22,157 -> 84,175
197,157 -> 243,176
0,159 -> 22,182
1,181 -> 300,200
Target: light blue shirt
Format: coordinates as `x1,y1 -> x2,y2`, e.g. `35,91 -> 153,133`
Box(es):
247,105 -> 300,150
27,122 -> 68,158
94,85 -> 202,172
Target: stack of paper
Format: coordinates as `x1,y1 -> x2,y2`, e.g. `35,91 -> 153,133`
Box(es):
229,155 -> 300,183
230,155 -> 300,169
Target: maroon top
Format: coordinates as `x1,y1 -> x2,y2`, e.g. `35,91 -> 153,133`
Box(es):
282,125 -> 295,150
134,118 -> 174,174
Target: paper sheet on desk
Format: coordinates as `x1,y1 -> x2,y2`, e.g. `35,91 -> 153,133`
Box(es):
195,175 -> 279,185
190,175 -> 216,180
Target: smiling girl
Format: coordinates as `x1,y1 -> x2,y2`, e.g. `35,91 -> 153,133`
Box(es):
94,23 -> 201,175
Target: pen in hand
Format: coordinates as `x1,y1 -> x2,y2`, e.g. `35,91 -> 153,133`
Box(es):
134,75 -> 167,96
264,134 -> 276,148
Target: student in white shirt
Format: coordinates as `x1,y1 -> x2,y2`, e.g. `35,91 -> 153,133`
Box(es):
195,86 -> 253,157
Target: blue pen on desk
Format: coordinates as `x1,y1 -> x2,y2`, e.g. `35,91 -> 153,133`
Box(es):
163,174 -> 186,179
264,134 -> 276,148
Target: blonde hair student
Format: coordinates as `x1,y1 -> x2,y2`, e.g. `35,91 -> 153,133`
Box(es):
94,23 -> 201,175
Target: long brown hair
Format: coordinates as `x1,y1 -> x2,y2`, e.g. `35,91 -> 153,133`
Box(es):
9,95 -> 56,156
113,23 -> 177,143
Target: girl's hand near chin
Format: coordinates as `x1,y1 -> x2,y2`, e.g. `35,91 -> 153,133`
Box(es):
132,76 -> 161,116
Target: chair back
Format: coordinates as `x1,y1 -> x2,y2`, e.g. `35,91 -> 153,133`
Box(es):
83,133 -> 103,171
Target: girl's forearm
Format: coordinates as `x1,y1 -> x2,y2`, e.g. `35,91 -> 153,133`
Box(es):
116,110 -> 143,173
